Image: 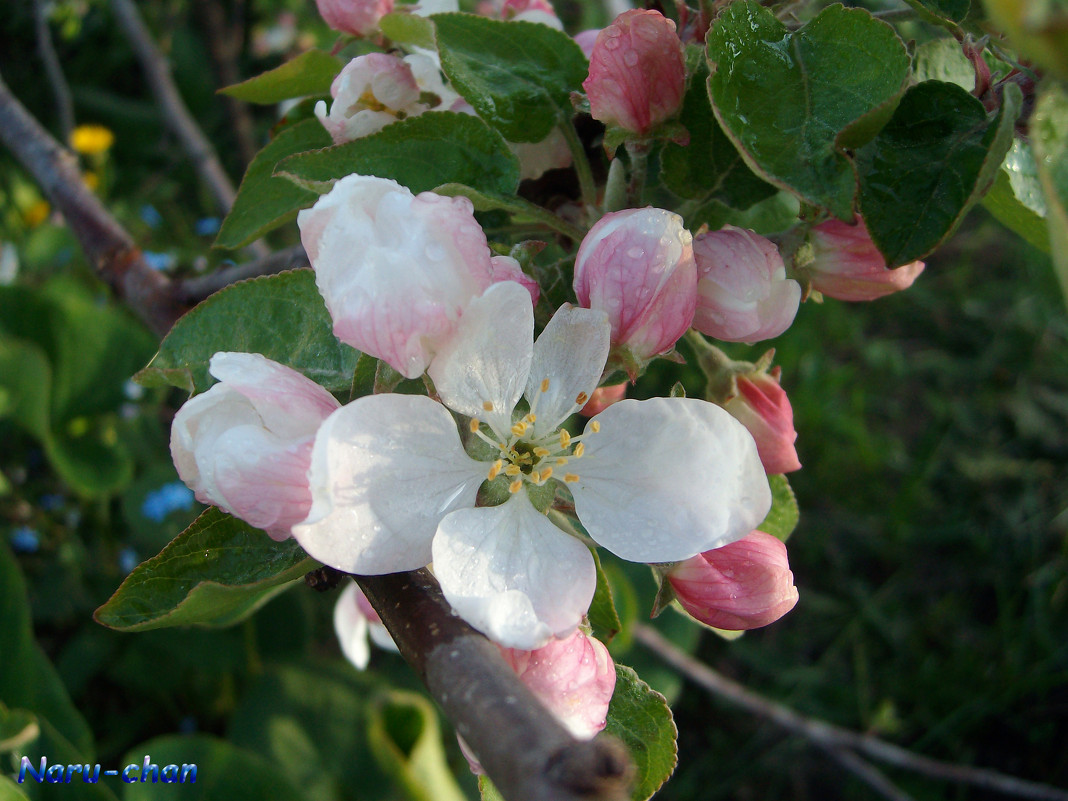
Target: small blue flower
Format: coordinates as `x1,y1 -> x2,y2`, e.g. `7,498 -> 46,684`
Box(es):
141,481 -> 196,522
194,217 -> 221,236
143,251 -> 176,271
139,204 -> 163,228
11,526 -> 40,553
118,546 -> 139,574
39,493 -> 65,512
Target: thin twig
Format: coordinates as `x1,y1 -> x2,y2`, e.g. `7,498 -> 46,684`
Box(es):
33,0 -> 74,143
177,244 -> 308,302
821,744 -> 917,801
358,571 -> 634,801
633,624 -> 1068,801
0,68 -> 183,336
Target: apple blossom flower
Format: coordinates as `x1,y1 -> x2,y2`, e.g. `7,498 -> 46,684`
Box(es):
723,370 -> 800,475
583,10 -> 686,136
334,582 -> 398,669
462,629 -> 615,774
298,174 -> 518,379
805,217 -> 925,301
315,0 -> 392,36
692,226 -> 801,343
477,0 -> 564,28
293,281 -> 771,648
574,207 -> 697,368
667,531 -> 798,630
315,53 -> 456,144
574,29 -> 600,59
170,352 -> 340,540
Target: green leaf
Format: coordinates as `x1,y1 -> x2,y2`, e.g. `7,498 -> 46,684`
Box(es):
0,706 -> 39,754
0,337 -> 51,440
432,14 -> 588,142
121,735 -> 303,801
276,112 -> 519,196
366,691 -> 468,801
0,544 -> 94,757
219,49 -> 343,104
604,664 -> 677,801
94,508 -> 315,632
0,775 -> 31,801
661,64 -> 776,209
758,474 -> 800,541
215,118 -> 332,249
478,776 -> 506,801
706,2 -> 910,220
1031,84 -> 1068,306
136,269 -> 359,395
433,183 -> 585,240
901,0 -> 970,24
589,549 -> 622,644
380,12 -> 436,50
982,139 -> 1050,252
857,81 -> 1021,266
912,39 -> 975,90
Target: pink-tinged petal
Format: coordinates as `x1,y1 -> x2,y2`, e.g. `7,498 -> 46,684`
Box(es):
582,10 -> 685,135
668,531 -> 798,630
298,175 -> 496,378
509,128 -> 572,181
526,304 -> 611,436
570,397 -> 771,563
724,371 -> 801,475
292,394 -> 486,574
692,226 -> 800,343
315,0 -> 393,36
433,492 -> 596,649
806,216 -> 924,301
573,29 -> 601,59
427,281 -> 534,437
580,383 -> 626,417
574,207 -> 696,363
334,582 -> 372,670
489,255 -> 540,305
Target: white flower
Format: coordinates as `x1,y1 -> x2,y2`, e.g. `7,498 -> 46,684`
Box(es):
333,582 -> 398,670
293,281 -> 771,648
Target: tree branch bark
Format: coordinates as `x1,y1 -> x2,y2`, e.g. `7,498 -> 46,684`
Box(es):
33,0 -> 74,144
358,571 -> 634,801
177,243 -> 308,302
0,68 -> 183,336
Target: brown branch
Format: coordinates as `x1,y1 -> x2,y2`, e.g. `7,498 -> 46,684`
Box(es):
177,243 -> 308,302
358,571 -> 634,801
633,624 -> 1068,801
33,0 -> 74,143
0,68 -> 183,336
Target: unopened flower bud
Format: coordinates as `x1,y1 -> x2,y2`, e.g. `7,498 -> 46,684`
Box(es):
668,531 -> 798,630
315,0 -> 393,37
805,217 -> 924,301
574,207 -> 696,367
693,226 -> 800,343
170,353 -> 340,539
580,383 -> 626,416
582,10 -> 685,136
724,370 -> 800,475
490,255 -> 540,305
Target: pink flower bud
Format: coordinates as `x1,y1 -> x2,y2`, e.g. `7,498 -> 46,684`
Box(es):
574,29 -> 601,59
693,226 -> 801,343
315,53 -> 455,144
667,531 -> 798,630
579,383 -> 626,416
724,370 -> 801,475
582,10 -> 686,136
574,207 -> 697,365
170,353 -> 340,539
806,217 -> 925,301
315,0 -> 393,36
462,630 -> 616,774
298,175 -> 507,378
490,255 -> 540,305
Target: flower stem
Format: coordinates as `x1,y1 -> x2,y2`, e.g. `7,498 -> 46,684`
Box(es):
624,140 -> 650,207
561,117 -> 599,221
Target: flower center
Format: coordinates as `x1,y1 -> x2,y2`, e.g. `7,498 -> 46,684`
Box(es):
467,378 -> 600,495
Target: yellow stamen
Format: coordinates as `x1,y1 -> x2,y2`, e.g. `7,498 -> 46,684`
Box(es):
504,464 -> 521,477
533,447 -> 551,458
540,378 -> 550,393
573,443 -> 585,458
559,430 -> 572,448
539,467 -> 553,482
525,413 -> 536,423
358,90 -> 389,113
469,419 -> 480,433
482,401 -> 494,412
590,421 -> 601,433
511,421 -> 528,437
575,392 -> 589,405
509,479 -> 522,494
487,460 -> 503,480
556,457 -> 569,466
564,473 -> 580,483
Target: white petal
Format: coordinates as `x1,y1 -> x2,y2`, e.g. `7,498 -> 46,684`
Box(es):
292,394 -> 486,573
427,281 -> 533,437
432,492 -> 595,650
570,397 -> 771,562
333,583 -> 371,670
526,305 -> 611,435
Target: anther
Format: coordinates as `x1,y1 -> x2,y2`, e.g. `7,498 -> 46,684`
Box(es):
575,392 -> 589,405
482,401 -> 494,412
540,378 -> 550,393
525,413 -> 536,423
504,464 -> 521,477
556,457 -> 569,465
564,473 -> 579,483
539,467 -> 553,482
511,421 -> 527,437
590,421 -> 601,433
509,479 -> 522,494
573,443 -> 585,458
559,430 -> 572,448
533,447 -> 551,458
469,419 -> 480,433
487,460 -> 503,480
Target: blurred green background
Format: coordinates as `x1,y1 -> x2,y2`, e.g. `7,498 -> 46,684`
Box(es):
1,1 -> 1066,800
